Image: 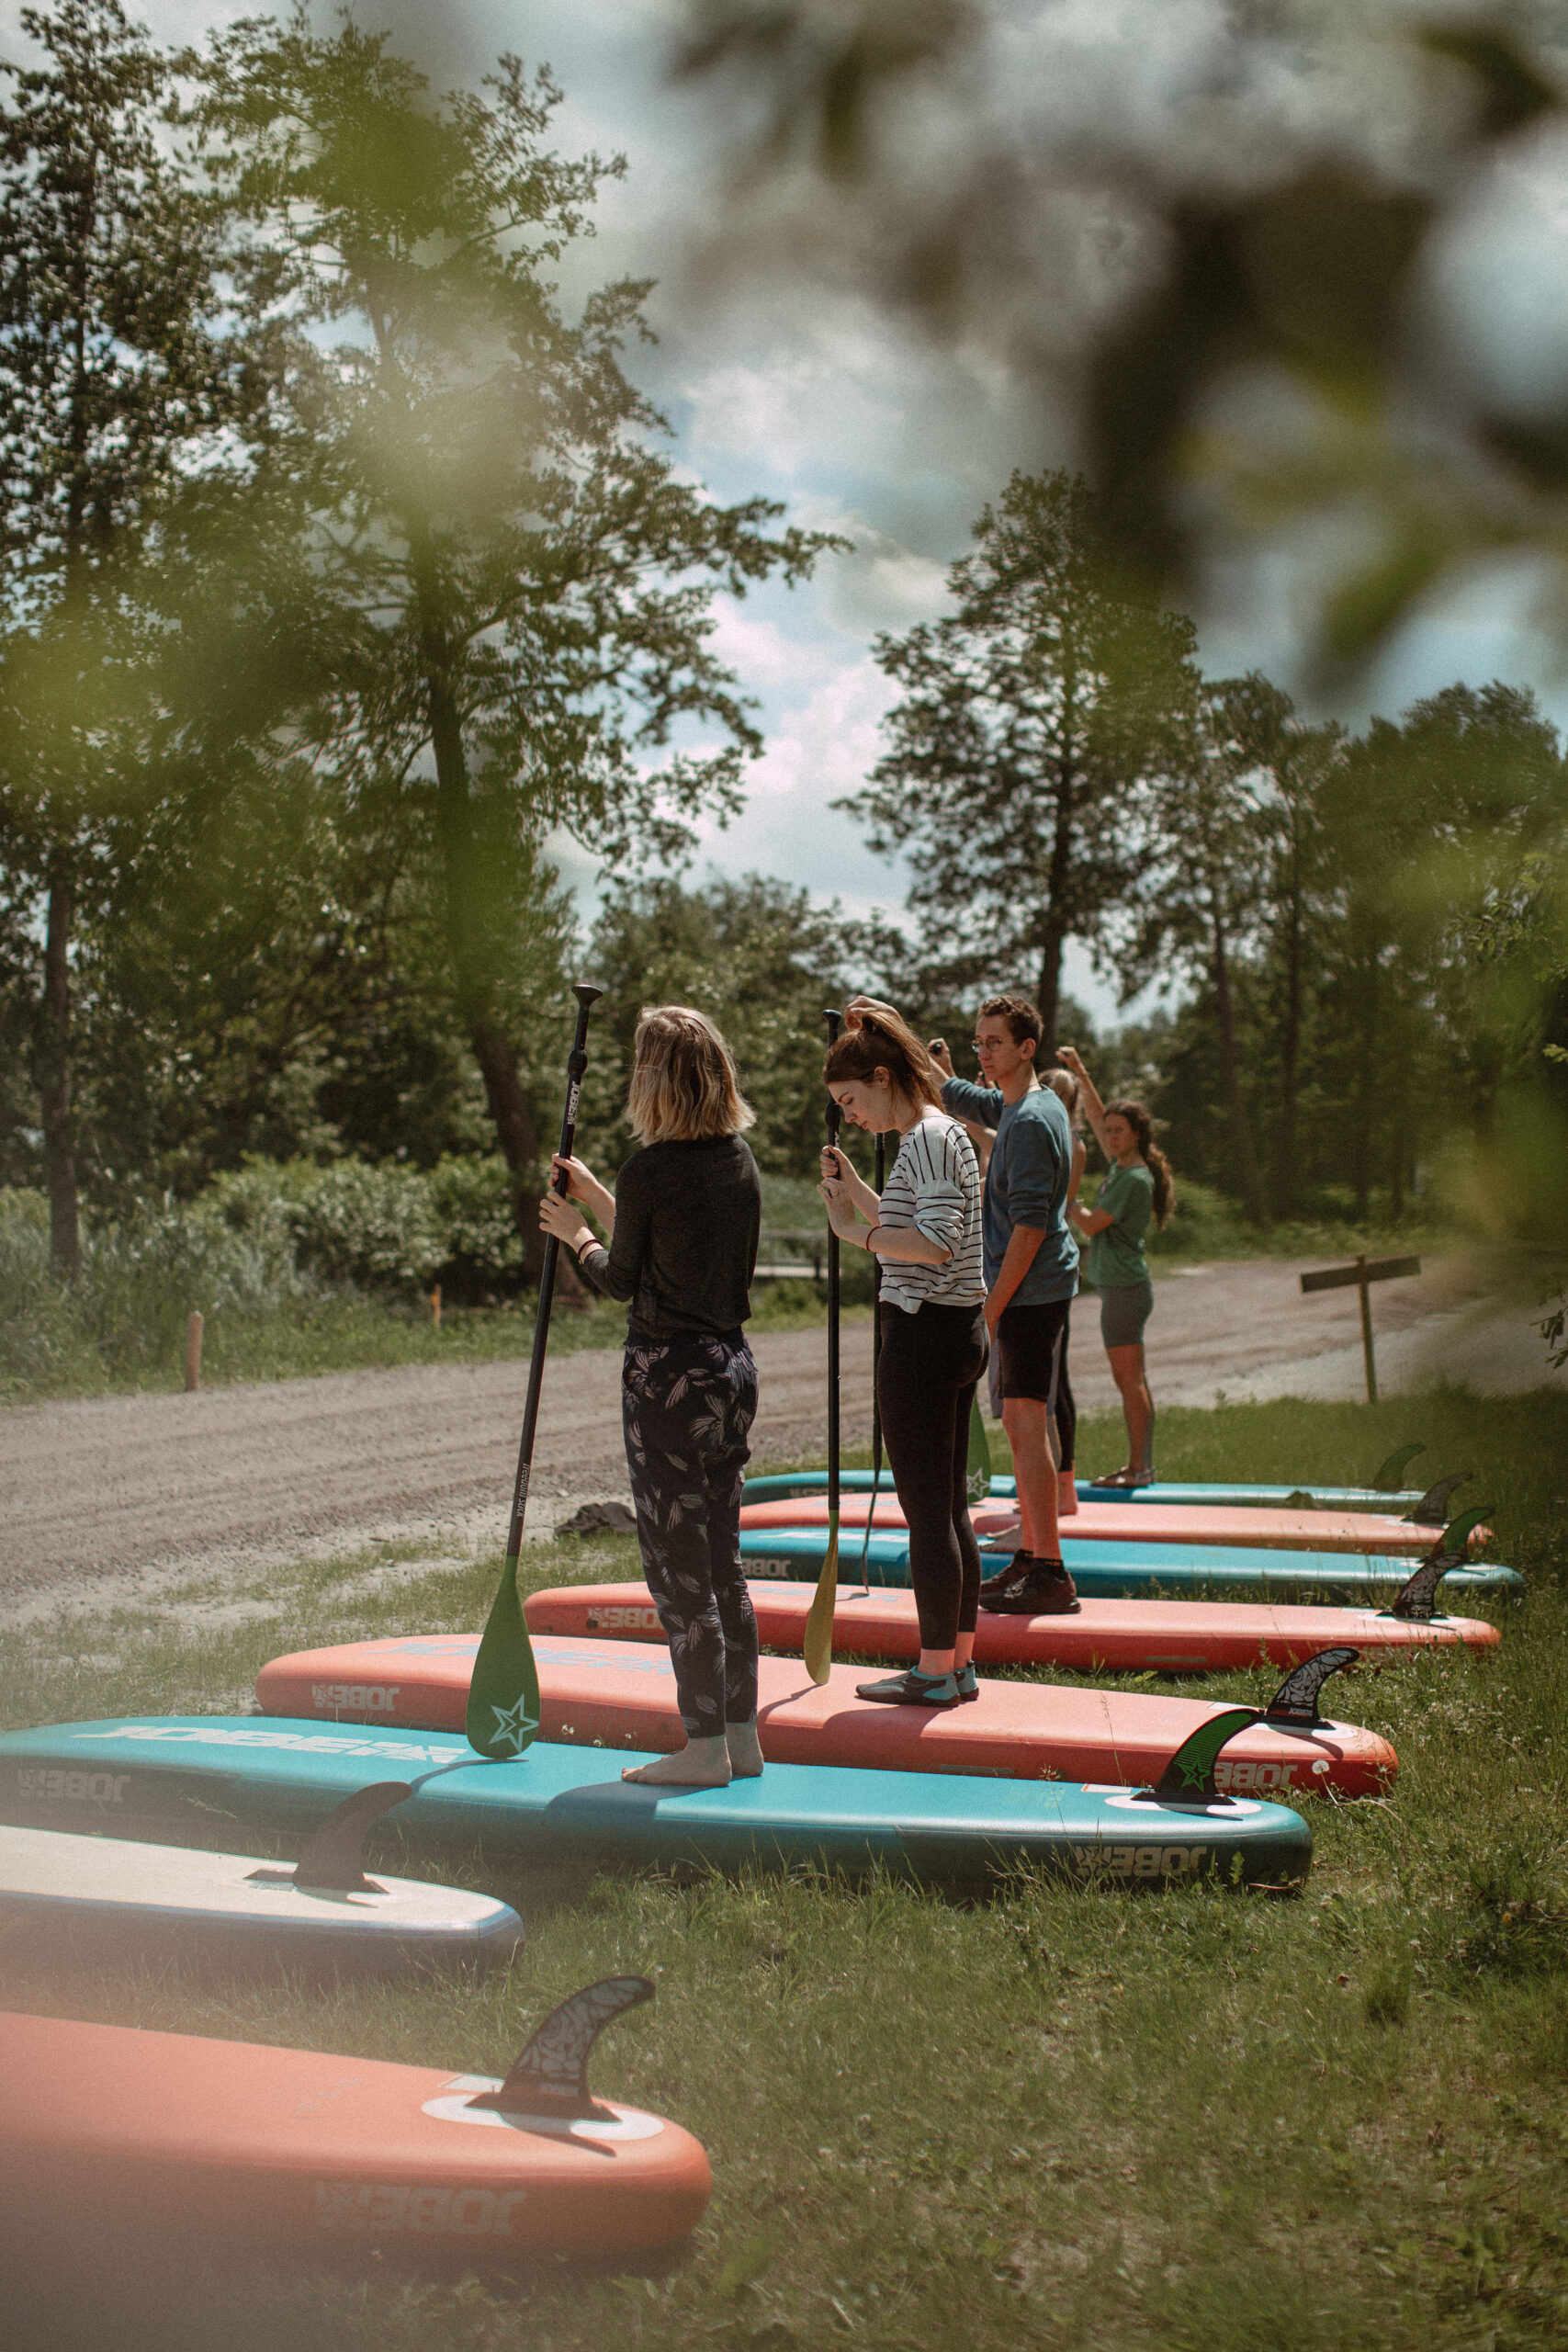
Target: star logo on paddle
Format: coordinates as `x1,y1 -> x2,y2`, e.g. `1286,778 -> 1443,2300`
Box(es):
488,1696 -> 536,1758
1178,1753 -> 1212,1792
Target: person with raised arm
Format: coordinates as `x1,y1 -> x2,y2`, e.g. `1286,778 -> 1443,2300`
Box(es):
818,1004 -> 987,1705
1055,1046 -> 1176,1487
849,992 -> 1081,1615
540,1006 -> 763,1786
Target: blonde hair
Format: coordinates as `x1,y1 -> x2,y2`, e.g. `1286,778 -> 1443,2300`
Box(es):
626,1005 -> 756,1146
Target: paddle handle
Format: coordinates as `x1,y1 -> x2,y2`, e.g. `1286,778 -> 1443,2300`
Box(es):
506,983 -> 604,1559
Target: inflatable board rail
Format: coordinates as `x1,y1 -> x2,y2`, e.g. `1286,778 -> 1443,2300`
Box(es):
525,1578 -> 1501,1673
0,1715 -> 1313,1890
0,1784 -> 522,1972
735,1527 -> 1521,1605
257,1633 -> 1394,1800
739,1494 -> 1478,1558
0,1978 -> 711,2256
741,1471 -> 1462,1519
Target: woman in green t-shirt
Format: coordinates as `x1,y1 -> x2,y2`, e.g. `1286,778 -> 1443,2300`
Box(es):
1055,1048 -> 1176,1488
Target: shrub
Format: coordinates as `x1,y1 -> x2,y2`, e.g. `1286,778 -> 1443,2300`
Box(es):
427,1155 -> 525,1300
288,1161 -> 442,1294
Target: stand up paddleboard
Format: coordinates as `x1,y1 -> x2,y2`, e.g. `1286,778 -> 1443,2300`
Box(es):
526,1576 -> 1502,1672
0,1785 -> 522,1973
0,1978 -> 710,2256
737,1526 -> 1520,1603
0,1715 -> 1313,1889
740,1494 -> 1480,1558
256,1634 -> 1394,1799
742,1473 -> 1443,1517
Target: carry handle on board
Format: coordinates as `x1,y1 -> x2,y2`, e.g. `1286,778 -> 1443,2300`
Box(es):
468,1974 -> 655,2120
1383,1507 -> 1495,1622
245,1779 -> 413,1894
1134,1646 -> 1359,1802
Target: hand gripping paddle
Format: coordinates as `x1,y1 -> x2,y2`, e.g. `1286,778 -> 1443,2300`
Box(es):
804,1009 -> 843,1686
467,982 -> 604,1759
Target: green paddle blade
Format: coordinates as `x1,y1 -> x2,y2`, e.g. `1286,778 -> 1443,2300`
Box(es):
1371,1441 -> 1425,1492
803,1514 -> 839,1686
465,1552 -> 542,1758
1149,1707 -> 1258,1801
967,1396 -> 993,1503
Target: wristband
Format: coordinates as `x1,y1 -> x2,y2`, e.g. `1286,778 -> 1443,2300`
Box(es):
863,1225 -> 881,1251
575,1237 -> 600,1268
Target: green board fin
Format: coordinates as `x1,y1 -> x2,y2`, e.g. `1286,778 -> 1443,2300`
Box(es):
967,1396 -> 993,1504
1371,1441 -> 1425,1492
804,1513 -> 839,1686
465,1552 -> 542,1758
1143,1708 -> 1258,1803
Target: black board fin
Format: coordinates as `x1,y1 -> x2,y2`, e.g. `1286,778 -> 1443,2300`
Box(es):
468,1975 -> 655,2120
1136,1707 -> 1259,1804
1384,1507 -> 1495,1620
254,1780 -> 412,1894
1371,1442 -> 1426,1493
1282,1489 -> 1317,1510
1263,1646 -> 1359,1726
1404,1470 -> 1473,1526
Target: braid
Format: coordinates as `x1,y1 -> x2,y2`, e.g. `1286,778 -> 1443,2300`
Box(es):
1107,1099 -> 1176,1227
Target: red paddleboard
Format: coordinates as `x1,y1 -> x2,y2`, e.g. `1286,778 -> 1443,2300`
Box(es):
258,1632 -> 1394,1798
525,1578 -> 1500,1674
0,1979 -> 708,2256
739,1495 -> 1472,1556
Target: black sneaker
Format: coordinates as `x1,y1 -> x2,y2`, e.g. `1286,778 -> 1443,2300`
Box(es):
854,1668 -> 962,1709
978,1551 -> 1033,1604
979,1558 -> 1080,1615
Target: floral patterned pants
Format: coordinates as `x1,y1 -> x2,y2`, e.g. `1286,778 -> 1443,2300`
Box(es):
621,1327 -> 761,1737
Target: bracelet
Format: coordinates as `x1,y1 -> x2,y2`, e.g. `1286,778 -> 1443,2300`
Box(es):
863,1225 -> 881,1251
575,1237 -> 600,1267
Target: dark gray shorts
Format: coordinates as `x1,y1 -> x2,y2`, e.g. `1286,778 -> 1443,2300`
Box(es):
1098,1277 -> 1153,1350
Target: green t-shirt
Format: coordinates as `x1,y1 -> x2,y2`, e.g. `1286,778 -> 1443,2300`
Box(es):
1084,1162 -> 1154,1289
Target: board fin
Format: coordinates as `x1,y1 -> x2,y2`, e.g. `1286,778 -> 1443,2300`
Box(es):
1282,1489 -> 1317,1510
1404,1470 -> 1473,1525
251,1780 -> 412,1894
1136,1708 -> 1258,1804
966,1397 -> 993,1504
1383,1506 -> 1494,1621
468,1975 -> 655,2120
466,1552 -> 542,1760
1262,1647 -> 1359,1726
1371,1442 -> 1425,1492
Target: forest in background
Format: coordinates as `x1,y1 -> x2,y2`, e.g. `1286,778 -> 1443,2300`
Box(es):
1,3 -> 1565,1396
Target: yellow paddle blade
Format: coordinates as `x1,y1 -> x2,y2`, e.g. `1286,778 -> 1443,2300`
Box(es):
803,1515 -> 839,1686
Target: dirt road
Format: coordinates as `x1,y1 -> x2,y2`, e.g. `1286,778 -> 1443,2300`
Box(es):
2,1255 -> 1556,1623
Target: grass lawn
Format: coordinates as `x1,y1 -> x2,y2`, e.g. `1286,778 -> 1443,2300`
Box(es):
3,1390 -> 1565,2352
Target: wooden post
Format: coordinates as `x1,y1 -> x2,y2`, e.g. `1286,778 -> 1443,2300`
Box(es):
185,1311 -> 203,1393
1356,1254 -> 1376,1404
429,1283 -> 442,1327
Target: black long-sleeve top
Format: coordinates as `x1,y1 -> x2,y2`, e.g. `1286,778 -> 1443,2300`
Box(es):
576,1136 -> 761,1338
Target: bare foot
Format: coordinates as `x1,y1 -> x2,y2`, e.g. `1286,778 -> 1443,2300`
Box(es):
726,1720 -> 764,1778
622,1736 -> 732,1788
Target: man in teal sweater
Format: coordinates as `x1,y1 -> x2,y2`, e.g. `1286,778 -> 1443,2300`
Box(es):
931,995 -> 1079,1613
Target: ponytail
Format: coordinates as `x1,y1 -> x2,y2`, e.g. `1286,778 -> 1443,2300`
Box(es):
1107,1099 -> 1176,1227
824,1006 -> 943,1111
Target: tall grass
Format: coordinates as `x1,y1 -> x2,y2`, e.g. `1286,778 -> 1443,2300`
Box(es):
1,1392 -> 1564,2351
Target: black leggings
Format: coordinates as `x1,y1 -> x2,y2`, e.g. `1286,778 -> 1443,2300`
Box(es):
1053,1320 -> 1077,1472
876,1299 -> 987,1650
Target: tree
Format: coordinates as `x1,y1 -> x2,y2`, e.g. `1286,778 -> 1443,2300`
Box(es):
841,469 -> 1196,1052
0,0 -> 232,1269
190,12 -> 839,1256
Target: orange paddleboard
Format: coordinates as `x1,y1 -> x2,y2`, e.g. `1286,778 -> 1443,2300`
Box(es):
0,1982 -> 708,2256
524,1577 -> 1499,1674
739,1495 -> 1465,1556
258,1631 -> 1395,1798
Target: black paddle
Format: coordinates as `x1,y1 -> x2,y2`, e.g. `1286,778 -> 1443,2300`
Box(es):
467,981 -> 604,1758
804,1008 -> 842,1684
855,1128 -> 886,1592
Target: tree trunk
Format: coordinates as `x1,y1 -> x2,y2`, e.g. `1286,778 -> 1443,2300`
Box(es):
1350,954 -> 1377,1221
39,867 -> 80,1275
1211,908 -> 1268,1226
1035,927 -> 1064,1057
1036,737 -> 1077,1056
1277,822 -> 1303,1216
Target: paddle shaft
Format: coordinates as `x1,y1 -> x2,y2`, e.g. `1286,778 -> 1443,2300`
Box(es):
506,984 -> 604,1559
824,1012 -> 842,1527
859,1129 -> 886,1577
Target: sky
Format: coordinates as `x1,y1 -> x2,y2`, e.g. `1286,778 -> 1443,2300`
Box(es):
9,0 -> 1568,1029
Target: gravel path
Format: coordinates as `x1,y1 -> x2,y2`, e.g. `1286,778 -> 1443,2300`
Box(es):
2,1255 -> 1556,1625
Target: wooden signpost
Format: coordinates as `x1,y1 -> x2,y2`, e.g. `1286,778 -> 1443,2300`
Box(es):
1299,1254 -> 1421,1403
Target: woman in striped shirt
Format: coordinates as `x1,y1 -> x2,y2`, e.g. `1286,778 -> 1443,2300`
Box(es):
818,1005 -> 987,1709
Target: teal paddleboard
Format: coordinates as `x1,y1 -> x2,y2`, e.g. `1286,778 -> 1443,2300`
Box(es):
0,1717 -> 1312,1891
739,1527 -> 1521,1602
744,1472 -> 1427,1514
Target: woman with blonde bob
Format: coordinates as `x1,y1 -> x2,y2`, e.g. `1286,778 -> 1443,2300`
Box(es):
541,1006 -> 763,1787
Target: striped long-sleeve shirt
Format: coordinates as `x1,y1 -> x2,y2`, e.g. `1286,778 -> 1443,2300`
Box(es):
875,1115 -> 986,1315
